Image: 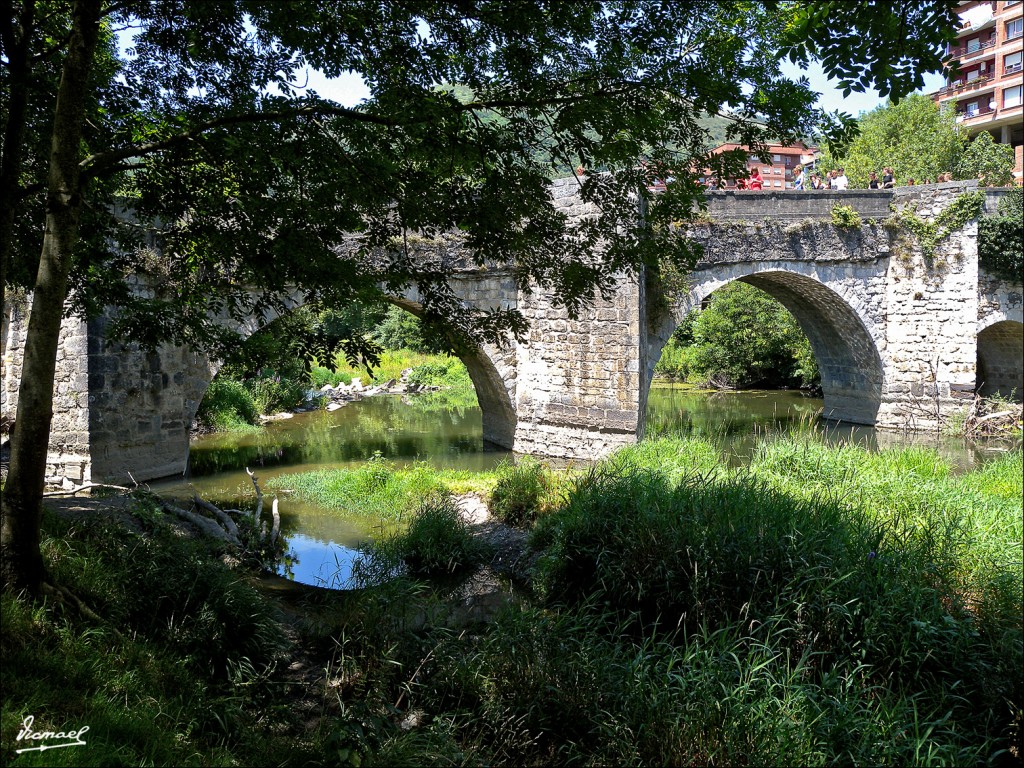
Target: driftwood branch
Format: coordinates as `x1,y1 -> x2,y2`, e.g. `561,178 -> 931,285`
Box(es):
193,494 -> 241,541
270,497 -> 281,546
42,482 -> 132,497
160,500 -> 240,546
246,467 -> 263,525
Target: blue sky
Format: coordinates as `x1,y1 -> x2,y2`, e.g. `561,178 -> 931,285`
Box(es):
782,60 -> 946,116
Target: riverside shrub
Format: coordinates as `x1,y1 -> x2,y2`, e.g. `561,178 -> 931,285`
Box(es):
196,377 -> 259,430
489,459 -> 550,527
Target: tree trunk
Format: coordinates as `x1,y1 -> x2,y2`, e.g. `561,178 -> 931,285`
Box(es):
0,1 -> 37,330
1,0 -> 102,593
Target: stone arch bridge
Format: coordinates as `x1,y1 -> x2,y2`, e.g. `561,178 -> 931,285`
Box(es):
2,180 -> 1021,486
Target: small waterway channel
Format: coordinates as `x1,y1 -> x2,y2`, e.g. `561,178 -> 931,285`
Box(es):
152,385 -> 1018,589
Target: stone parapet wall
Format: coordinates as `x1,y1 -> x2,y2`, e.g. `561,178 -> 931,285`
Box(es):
688,219 -> 893,265
704,189 -> 893,222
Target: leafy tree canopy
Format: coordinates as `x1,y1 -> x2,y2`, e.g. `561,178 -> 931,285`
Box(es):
958,130 -> 1016,187
4,0 -> 960,353
682,282 -> 819,390
816,93 -> 966,186
816,93 -> 1017,188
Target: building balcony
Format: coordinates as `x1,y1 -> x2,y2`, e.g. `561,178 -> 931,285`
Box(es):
1006,62 -> 1023,76
938,74 -> 996,96
956,103 -> 996,120
947,36 -> 996,58
956,3 -> 996,36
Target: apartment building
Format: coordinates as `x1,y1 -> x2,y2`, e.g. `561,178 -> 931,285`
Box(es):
705,142 -> 819,189
933,0 -> 1024,181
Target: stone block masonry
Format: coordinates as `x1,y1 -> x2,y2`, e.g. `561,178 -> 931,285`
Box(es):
2,179 -> 1021,484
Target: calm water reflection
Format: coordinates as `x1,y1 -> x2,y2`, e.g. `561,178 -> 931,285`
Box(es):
152,386 -> 1017,588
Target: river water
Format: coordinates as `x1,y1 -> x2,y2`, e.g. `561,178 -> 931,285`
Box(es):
152,385 -> 1016,588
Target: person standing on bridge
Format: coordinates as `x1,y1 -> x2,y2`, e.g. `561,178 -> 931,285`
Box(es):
747,167 -> 764,190
868,171 -> 880,189
793,164 -> 805,189
834,167 -> 849,190
881,167 -> 895,188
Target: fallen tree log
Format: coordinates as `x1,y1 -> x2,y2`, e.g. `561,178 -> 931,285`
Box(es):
160,500 -> 241,547
192,494 -> 241,541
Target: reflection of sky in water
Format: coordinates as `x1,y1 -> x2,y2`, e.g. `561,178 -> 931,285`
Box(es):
152,388 -> 1017,589
279,534 -> 363,590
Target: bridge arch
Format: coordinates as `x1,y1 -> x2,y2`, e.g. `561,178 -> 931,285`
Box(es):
976,319 -> 1023,401
186,292 -> 518,451
648,266 -> 885,426
384,297 -> 517,447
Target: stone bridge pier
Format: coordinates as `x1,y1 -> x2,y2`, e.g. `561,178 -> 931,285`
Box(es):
2,180 -> 1021,486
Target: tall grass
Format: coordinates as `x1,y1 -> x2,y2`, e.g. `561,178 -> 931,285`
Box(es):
488,458 -> 572,527
266,457 -> 495,520
1,506 -> 309,767
517,437 -> 1023,764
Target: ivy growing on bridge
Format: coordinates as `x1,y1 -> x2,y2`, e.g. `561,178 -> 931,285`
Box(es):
978,187 -> 1024,283
885,191 -> 985,268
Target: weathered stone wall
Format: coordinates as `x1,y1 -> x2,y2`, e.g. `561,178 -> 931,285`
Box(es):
511,176 -> 647,456
83,315 -> 214,482
391,267 -> 520,448
877,183 -> 983,430
976,268 -> 1023,401
71,266 -> 524,484
512,278 -> 645,457
2,294 -> 93,488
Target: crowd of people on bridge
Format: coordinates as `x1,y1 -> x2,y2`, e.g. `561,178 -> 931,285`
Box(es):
646,160 -> 1019,194
703,165 -> 973,191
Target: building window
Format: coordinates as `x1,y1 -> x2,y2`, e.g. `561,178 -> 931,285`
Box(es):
772,154 -> 781,162
966,100 -> 980,116
1005,50 -> 1023,74
968,37 -> 981,53
1005,1 -> 1021,7
773,180 -> 782,187
1008,18 -> 1023,39
1004,85 -> 1022,108
967,68 -> 980,81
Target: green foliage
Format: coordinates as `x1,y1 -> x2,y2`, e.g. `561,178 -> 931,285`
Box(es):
979,186 -> 1024,282
6,0 -> 975,593
958,130 -> 1016,187
266,456 -> 451,521
245,371 -> 307,415
371,494 -> 488,578
309,365 -> 353,388
369,306 -> 451,355
781,3 -> 957,101
523,438 -> 1021,764
407,357 -> 472,390
653,337 -> 689,380
196,377 -> 260,431
489,459 -> 555,527
0,508 -> 306,767
830,204 -> 861,228
816,94 -> 965,186
680,283 -> 820,389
